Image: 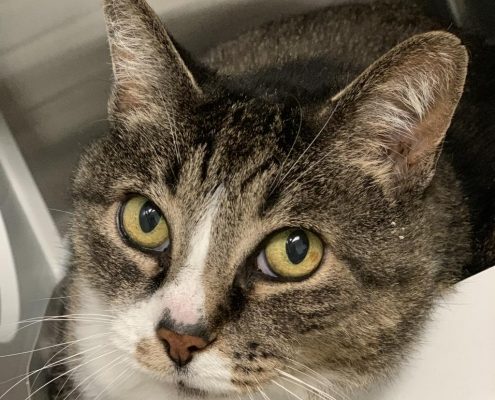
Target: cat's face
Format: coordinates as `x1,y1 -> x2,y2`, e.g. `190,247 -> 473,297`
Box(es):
66,0 -> 470,398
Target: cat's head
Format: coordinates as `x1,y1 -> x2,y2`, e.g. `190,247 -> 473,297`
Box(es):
67,0 -> 470,397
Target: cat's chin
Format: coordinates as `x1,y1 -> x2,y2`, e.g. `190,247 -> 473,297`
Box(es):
167,368 -> 240,398
174,381 -> 232,399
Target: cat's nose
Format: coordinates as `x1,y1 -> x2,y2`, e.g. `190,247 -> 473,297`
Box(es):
156,327 -> 210,366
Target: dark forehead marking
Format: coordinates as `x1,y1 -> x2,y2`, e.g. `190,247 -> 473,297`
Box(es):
163,132 -> 215,192
193,127 -> 217,183
163,155 -> 182,194
162,93 -> 304,201
260,184 -> 282,217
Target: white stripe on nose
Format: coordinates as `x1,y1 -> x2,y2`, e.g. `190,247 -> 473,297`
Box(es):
162,186 -> 223,326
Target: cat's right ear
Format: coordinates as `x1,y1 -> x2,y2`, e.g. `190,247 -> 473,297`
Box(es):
327,31 -> 468,197
103,0 -> 202,124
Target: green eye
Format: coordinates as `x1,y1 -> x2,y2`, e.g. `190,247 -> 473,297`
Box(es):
257,229 -> 323,280
119,195 -> 170,251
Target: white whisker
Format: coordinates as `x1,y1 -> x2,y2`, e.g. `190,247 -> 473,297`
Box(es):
279,376 -> 335,400
64,354 -> 124,400
0,343 -> 104,400
272,380 -> 305,400
0,332 -> 111,359
12,318 -> 113,336
273,102 -> 340,190
48,208 -> 75,216
283,359 -> 350,400
256,384 -> 271,400
270,96 -> 304,191
93,360 -> 130,400
22,348 -> 119,400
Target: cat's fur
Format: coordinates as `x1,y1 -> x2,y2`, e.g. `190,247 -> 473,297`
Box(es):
45,0 -> 494,399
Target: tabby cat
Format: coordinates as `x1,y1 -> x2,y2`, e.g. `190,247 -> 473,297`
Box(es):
45,0 -> 495,399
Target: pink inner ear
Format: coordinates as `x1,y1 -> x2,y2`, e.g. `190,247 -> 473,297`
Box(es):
406,101 -> 452,167
112,46 -> 148,112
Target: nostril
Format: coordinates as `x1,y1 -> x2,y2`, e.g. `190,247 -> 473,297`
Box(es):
159,336 -> 170,350
156,327 -> 211,367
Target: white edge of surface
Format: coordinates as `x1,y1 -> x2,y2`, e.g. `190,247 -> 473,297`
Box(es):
0,114 -> 64,282
360,265 -> 495,400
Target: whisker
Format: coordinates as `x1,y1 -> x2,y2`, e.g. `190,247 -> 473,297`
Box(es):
55,344 -> 113,400
31,344 -> 79,396
285,364 -> 332,388
1,315 -> 113,329
22,348 -> 119,400
271,380 -> 305,400
64,354 -> 125,400
0,343 -> 104,399
0,332 -> 110,359
283,360 -> 350,400
274,102 -> 340,190
21,313 -> 117,322
279,376 -> 335,400
30,331 -> 114,392
0,343 -> 100,387
280,153 -> 329,194
93,360 -> 130,400
55,372 -> 74,399
31,342 -> 73,390
277,369 -> 337,400
27,295 -> 76,303
283,357 -> 331,384
246,385 -> 256,400
8,318 -> 113,337
16,317 -> 114,330
285,366 -> 347,400
48,208 -> 75,216
6,313 -> 117,329
256,383 -> 271,400
270,95 -> 304,191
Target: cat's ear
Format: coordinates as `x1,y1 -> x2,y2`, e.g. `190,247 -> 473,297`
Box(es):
103,0 -> 201,123
330,31 -> 468,196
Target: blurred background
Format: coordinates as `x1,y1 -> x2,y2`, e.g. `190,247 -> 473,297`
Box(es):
1,0 -> 494,234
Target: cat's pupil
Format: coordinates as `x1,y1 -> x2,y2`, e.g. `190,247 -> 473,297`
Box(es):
139,201 -> 161,233
286,230 -> 309,264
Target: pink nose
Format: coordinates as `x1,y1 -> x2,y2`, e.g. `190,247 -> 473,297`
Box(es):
156,327 -> 210,366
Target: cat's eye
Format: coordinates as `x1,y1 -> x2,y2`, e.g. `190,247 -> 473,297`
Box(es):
256,229 -> 323,280
118,195 -> 170,251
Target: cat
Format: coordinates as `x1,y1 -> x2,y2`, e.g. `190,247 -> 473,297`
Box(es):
43,0 -> 495,399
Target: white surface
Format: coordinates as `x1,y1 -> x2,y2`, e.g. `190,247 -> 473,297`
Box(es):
359,266 -> 495,400
0,113 -> 64,399
0,115 -> 63,281
0,210 -> 20,343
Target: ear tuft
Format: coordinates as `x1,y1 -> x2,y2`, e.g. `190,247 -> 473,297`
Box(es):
334,31 -> 468,195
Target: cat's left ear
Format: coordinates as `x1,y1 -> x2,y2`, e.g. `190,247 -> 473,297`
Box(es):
103,0 -> 202,123
329,31 -> 468,196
